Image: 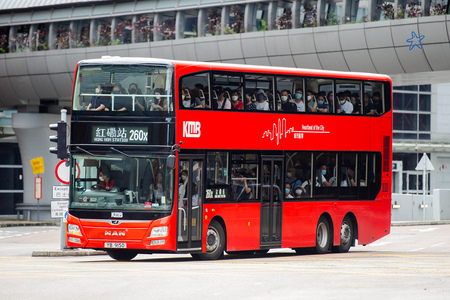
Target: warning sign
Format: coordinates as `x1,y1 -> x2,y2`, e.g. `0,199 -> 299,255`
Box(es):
30,157 -> 44,175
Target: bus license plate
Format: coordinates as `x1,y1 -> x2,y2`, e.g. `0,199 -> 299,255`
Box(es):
104,242 -> 127,248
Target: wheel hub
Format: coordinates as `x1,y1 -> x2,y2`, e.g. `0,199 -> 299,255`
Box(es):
206,228 -> 219,252
341,222 -> 351,246
317,222 -> 328,248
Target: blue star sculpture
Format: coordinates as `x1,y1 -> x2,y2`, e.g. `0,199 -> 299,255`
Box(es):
406,31 -> 425,51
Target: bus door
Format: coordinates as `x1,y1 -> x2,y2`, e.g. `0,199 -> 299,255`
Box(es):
260,157 -> 283,248
177,156 -> 203,251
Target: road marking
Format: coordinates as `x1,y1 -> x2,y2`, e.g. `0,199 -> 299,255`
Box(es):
431,242 -> 446,247
368,242 -> 392,247
0,229 -> 57,240
411,228 -> 438,233
409,248 -> 425,252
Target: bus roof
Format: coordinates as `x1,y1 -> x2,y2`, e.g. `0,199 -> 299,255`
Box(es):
76,56 -> 392,83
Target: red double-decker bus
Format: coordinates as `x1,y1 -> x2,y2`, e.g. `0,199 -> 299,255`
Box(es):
67,57 -> 392,260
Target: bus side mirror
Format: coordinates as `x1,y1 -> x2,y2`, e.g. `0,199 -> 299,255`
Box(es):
167,154 -> 176,170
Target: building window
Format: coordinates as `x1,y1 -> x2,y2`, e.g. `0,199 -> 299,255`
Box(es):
393,152 -> 431,194
393,84 -> 431,140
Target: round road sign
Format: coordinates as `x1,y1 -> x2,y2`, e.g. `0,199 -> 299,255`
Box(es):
55,160 -> 80,184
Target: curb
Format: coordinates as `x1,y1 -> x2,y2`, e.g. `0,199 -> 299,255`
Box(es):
32,249 -> 107,257
391,220 -> 450,226
0,222 -> 58,227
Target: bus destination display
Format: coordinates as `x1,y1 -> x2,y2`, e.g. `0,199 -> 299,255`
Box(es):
91,126 -> 148,144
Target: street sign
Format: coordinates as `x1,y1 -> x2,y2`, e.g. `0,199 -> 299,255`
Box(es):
30,157 -> 44,175
34,176 -> 42,200
415,153 -> 434,221
52,186 -> 69,199
415,153 -> 434,171
51,200 -> 69,219
55,160 -> 69,184
55,160 -> 80,184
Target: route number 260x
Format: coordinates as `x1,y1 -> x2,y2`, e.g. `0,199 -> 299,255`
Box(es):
129,130 -> 148,142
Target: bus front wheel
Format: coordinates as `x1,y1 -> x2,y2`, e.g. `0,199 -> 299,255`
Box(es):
315,217 -> 331,254
106,249 -> 138,261
198,220 -> 225,260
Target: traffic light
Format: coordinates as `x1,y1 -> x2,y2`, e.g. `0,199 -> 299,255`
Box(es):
49,121 -> 68,159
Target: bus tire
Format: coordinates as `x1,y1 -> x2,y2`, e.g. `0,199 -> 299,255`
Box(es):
315,216 -> 331,254
191,253 -> 201,260
106,249 -> 138,261
198,220 -> 225,260
334,216 -> 353,253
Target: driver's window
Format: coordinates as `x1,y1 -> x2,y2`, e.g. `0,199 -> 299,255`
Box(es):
79,159 -> 102,190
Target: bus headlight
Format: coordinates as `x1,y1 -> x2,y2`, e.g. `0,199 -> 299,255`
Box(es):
150,226 -> 168,237
68,224 -> 82,236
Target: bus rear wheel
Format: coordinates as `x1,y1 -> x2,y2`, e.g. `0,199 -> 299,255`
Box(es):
334,216 -> 353,253
197,220 -> 225,260
106,249 -> 138,261
315,217 -> 331,254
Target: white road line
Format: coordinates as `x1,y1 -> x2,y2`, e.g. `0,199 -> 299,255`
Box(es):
368,242 -> 393,247
409,248 -> 425,252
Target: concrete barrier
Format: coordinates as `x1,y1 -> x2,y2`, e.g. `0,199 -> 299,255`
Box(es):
392,189 -> 450,221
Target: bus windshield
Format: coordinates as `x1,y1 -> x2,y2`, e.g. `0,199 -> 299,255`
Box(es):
70,154 -> 175,212
72,64 -> 173,115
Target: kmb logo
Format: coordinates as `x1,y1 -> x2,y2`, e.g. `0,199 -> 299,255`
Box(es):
183,121 -> 201,138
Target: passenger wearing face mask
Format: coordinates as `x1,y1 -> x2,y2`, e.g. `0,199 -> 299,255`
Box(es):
316,94 -> 328,113
316,164 -> 331,187
230,90 -> 243,110
255,89 -> 270,111
350,93 -> 361,114
285,183 -> 294,198
293,186 -> 303,199
150,88 -> 168,111
87,84 -> 110,111
181,89 -> 191,108
98,168 -> 114,191
213,87 -> 231,110
337,92 -> 353,114
111,83 -> 130,111
306,90 -> 318,113
327,91 -> 340,113
286,167 -> 302,194
128,83 -> 146,111
363,93 -> 376,115
294,88 -> 305,112
280,90 -> 296,112
372,91 -> 382,115
244,90 -> 256,111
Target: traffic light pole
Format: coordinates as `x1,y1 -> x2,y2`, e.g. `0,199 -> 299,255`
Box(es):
49,109 -> 68,160
49,109 -> 69,249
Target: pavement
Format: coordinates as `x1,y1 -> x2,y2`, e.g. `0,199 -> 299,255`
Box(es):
0,215 -> 58,227
0,215 -> 107,257
2,215 -> 450,257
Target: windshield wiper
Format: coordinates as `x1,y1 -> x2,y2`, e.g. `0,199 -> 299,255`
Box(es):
110,147 -> 154,159
76,146 -> 107,157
